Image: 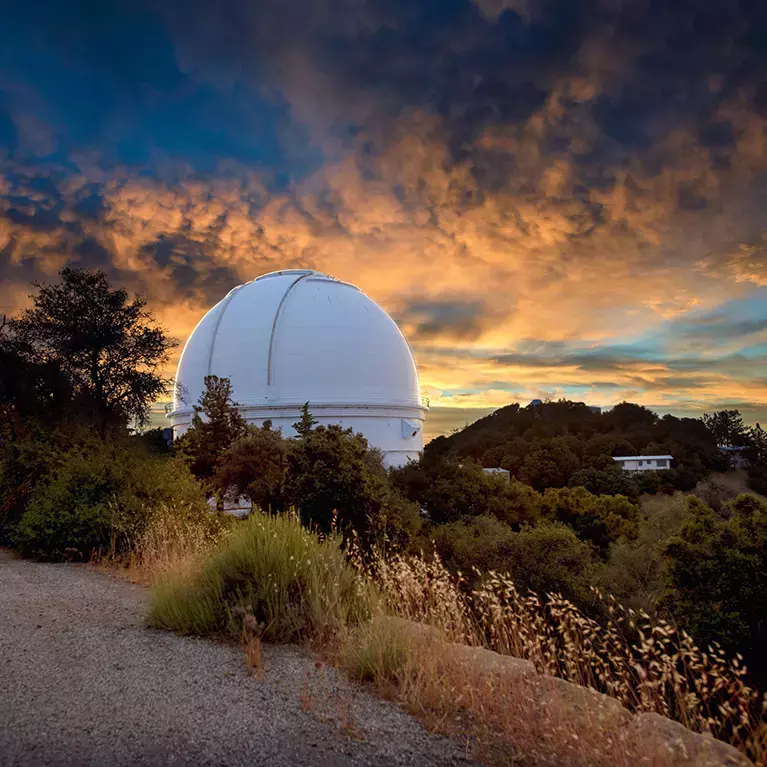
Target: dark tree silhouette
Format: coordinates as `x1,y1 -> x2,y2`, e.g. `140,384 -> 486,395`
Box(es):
9,267 -> 176,434
702,409 -> 747,447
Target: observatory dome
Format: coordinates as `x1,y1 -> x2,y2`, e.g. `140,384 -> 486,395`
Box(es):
169,269 -> 427,466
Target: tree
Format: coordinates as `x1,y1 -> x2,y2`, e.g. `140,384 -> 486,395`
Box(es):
175,375 -> 249,488
8,268 -> 176,434
293,402 -> 317,438
702,410 -> 747,447
215,424 -> 288,511
434,518 -> 600,614
519,437 -> 581,490
538,486 -> 639,556
390,457 -> 540,528
661,495 -> 767,684
285,423 -> 420,544
746,423 -> 767,467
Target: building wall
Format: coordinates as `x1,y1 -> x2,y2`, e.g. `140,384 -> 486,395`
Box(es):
615,458 -> 670,472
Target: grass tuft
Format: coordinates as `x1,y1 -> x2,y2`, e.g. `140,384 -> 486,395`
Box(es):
147,510 -> 372,643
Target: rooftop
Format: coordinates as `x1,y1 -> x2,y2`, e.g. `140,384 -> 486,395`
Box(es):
613,455 -> 673,461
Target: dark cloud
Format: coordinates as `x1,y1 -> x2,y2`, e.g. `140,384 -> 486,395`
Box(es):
396,297 -> 494,340
2,0 -> 767,415
138,234 -> 242,306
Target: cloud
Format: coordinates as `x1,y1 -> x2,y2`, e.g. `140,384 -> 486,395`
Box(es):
1,0 -> 767,420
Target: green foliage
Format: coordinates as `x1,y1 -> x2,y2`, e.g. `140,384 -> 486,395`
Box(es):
432,515 -> 599,612
568,464 -> 640,498
148,511 -> 371,642
433,517 -> 600,613
596,493 -> 688,612
519,437 -> 580,490
391,458 -> 540,527
214,423 -> 287,511
538,486 -> 639,556
286,423 -> 421,545
175,375 -> 249,486
661,494 -> 767,679
432,398 -> 722,497
12,439 -> 207,561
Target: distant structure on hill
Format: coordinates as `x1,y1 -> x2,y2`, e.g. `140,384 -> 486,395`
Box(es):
169,269 -> 427,467
718,445 -> 750,469
613,455 -> 673,472
482,467 -> 511,482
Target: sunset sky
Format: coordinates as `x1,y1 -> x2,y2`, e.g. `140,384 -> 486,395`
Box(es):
2,0 -> 766,436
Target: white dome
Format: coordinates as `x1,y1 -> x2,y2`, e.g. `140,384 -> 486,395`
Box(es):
169,269 -> 427,466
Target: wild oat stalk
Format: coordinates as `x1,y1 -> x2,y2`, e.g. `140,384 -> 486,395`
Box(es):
369,550 -> 767,764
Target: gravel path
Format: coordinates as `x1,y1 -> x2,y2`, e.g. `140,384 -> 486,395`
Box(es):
0,549 -> 473,766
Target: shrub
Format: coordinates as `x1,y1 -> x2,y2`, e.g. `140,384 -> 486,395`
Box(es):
214,424 -> 287,511
661,494 -> 767,685
538,486 -> 639,556
286,423 -> 421,545
148,511 -> 372,643
12,439 -> 206,560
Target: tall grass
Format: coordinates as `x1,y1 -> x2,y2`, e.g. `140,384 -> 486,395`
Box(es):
362,551 -> 767,764
136,508 -> 765,763
148,511 -> 372,643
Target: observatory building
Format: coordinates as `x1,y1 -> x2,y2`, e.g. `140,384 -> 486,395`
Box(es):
169,270 -> 427,467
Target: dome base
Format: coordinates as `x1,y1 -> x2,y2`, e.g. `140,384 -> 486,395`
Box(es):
169,402 -> 426,468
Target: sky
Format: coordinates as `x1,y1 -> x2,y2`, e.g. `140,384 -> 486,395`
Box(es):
1,0 -> 767,435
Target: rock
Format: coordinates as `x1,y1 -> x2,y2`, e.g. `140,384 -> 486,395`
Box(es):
627,712 -> 752,767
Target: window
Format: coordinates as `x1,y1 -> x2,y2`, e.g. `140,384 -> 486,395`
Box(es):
657,459 -> 667,468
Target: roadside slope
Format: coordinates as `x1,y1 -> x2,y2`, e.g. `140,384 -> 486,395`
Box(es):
0,550 -> 471,767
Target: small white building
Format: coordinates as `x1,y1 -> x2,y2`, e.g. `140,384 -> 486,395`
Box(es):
482,467 -> 511,483
613,455 -> 673,472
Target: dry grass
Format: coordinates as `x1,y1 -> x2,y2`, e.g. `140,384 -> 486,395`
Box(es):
360,551 -> 767,765
147,511 -> 372,643
100,502 -> 232,585
345,624 -> 637,767
122,506 -> 766,764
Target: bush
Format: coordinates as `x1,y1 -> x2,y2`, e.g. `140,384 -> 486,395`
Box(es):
12,439 -> 207,560
433,517 -> 599,613
661,494 -> 767,684
538,486 -> 639,556
148,511 -> 372,643
286,423 -> 421,545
